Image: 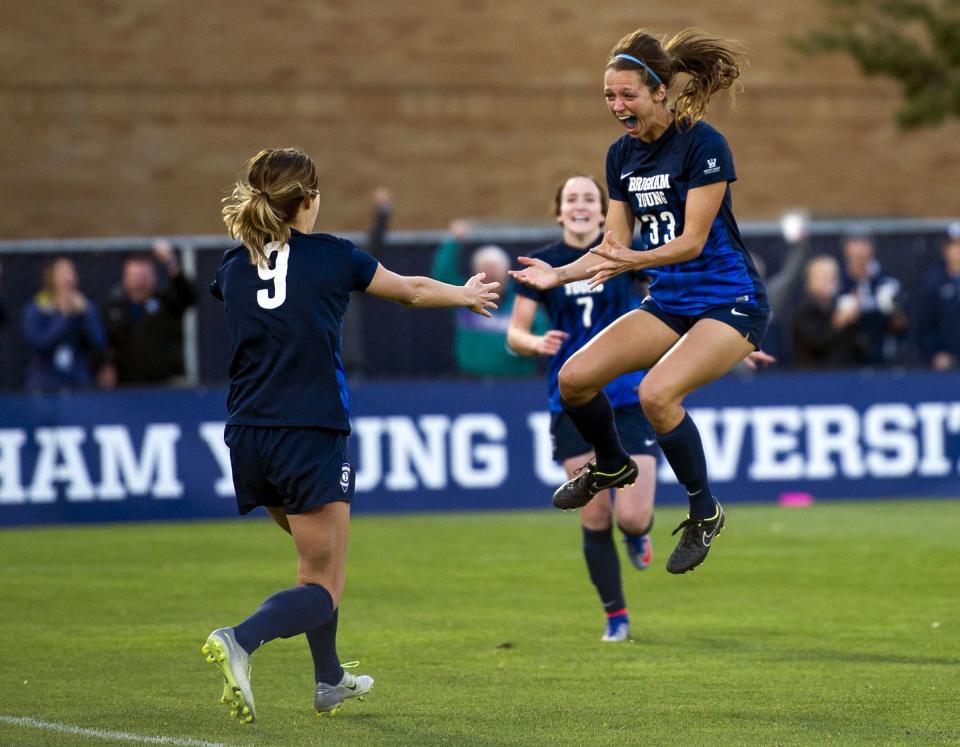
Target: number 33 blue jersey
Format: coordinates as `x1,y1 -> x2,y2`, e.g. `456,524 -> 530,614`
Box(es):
606,119 -> 767,315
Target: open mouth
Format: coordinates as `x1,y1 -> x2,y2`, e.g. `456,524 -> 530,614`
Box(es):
618,115 -> 639,131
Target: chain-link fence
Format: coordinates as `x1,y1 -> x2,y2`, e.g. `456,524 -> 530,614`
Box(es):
0,219 -> 954,392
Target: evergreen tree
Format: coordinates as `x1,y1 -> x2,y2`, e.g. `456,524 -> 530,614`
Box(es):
792,0 -> 960,128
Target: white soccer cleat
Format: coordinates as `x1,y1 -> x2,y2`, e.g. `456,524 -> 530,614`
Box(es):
201,627 -> 256,724
314,668 -> 374,717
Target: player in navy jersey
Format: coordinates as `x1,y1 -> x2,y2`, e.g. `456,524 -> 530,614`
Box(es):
508,175 -> 657,642
511,29 -> 772,575
201,148 -> 499,723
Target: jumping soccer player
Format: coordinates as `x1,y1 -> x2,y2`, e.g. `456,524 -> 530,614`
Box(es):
507,174 -> 656,641
510,29 -> 770,574
202,147 -> 499,723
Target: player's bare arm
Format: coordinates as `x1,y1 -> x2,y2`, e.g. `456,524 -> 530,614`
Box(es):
588,181 -> 726,287
365,265 -> 500,316
507,294 -> 569,356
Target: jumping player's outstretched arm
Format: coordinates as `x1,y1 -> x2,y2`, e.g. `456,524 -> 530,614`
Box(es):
510,198 -> 637,291
587,181 -> 726,287
365,264 -> 499,316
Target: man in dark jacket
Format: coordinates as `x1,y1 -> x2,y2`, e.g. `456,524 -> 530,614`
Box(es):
839,235 -> 907,365
101,240 -> 196,386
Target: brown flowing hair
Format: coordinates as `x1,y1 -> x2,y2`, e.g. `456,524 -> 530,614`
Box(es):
221,148 -> 320,266
607,28 -> 746,126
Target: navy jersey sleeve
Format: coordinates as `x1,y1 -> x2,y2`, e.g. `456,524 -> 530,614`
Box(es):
341,239 -> 379,291
606,140 -> 628,202
209,277 -> 223,301
514,279 -> 544,303
685,127 -> 737,189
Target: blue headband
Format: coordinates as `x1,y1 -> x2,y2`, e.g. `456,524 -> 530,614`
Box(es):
612,53 -> 663,86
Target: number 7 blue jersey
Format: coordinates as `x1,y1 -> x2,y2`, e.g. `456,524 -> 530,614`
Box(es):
606,119 -> 767,315
210,230 -> 378,431
515,239 -> 644,412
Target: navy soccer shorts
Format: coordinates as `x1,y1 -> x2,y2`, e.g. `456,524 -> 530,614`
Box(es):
550,403 -> 658,463
224,425 -> 355,515
638,297 -> 771,349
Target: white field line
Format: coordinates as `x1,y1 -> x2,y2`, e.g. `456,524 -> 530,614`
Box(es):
0,715 -> 247,747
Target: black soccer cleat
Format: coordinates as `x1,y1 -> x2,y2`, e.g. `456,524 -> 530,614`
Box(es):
552,458 -> 639,510
666,502 -> 726,575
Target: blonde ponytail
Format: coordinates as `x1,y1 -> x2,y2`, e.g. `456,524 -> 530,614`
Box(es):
221,148 -> 319,266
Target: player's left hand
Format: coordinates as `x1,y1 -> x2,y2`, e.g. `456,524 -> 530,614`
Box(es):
742,350 -> 777,370
464,272 -> 500,317
587,231 -> 640,288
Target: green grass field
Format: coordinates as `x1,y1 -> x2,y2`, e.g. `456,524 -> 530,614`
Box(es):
1,500 -> 958,746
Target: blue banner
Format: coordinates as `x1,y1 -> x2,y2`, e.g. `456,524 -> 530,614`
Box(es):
1,370 -> 958,526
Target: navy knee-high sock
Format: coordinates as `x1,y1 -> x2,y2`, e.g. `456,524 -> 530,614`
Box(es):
233,583 -> 335,655
656,412 -> 716,520
562,393 -> 629,472
582,527 -> 626,615
306,608 -> 343,686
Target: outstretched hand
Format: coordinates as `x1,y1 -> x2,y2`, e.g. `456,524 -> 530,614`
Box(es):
742,350 -> 777,371
587,231 -> 639,288
508,256 -> 561,291
464,272 -> 500,317
535,329 -> 570,356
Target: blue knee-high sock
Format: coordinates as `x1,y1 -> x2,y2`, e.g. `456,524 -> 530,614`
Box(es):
656,412 -> 716,520
562,393 -> 629,472
582,527 -> 626,615
306,608 -> 343,685
233,583 -> 335,655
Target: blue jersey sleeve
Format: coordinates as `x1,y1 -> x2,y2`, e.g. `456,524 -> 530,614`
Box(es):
685,127 -> 736,189
606,139 -> 629,202
342,240 -> 379,291
514,279 -> 544,303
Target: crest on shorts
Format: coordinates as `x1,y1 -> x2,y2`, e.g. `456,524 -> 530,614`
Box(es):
339,463 -> 352,493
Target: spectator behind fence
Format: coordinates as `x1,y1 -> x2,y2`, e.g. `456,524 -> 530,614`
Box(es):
100,239 -> 196,387
431,223 -> 547,377
840,235 -> 907,365
792,255 -> 864,367
22,257 -> 107,392
917,225 -> 960,371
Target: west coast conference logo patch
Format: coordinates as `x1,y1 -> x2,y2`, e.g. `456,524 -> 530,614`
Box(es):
704,158 -> 721,175
339,463 -> 352,493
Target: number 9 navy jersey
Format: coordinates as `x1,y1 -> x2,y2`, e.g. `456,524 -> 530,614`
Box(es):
606,119 -> 767,315
210,229 -> 378,431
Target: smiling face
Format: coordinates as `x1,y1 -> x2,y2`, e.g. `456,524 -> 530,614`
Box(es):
603,68 -> 668,141
557,177 -> 605,247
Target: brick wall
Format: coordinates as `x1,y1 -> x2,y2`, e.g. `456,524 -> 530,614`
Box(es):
1,0 -> 957,238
